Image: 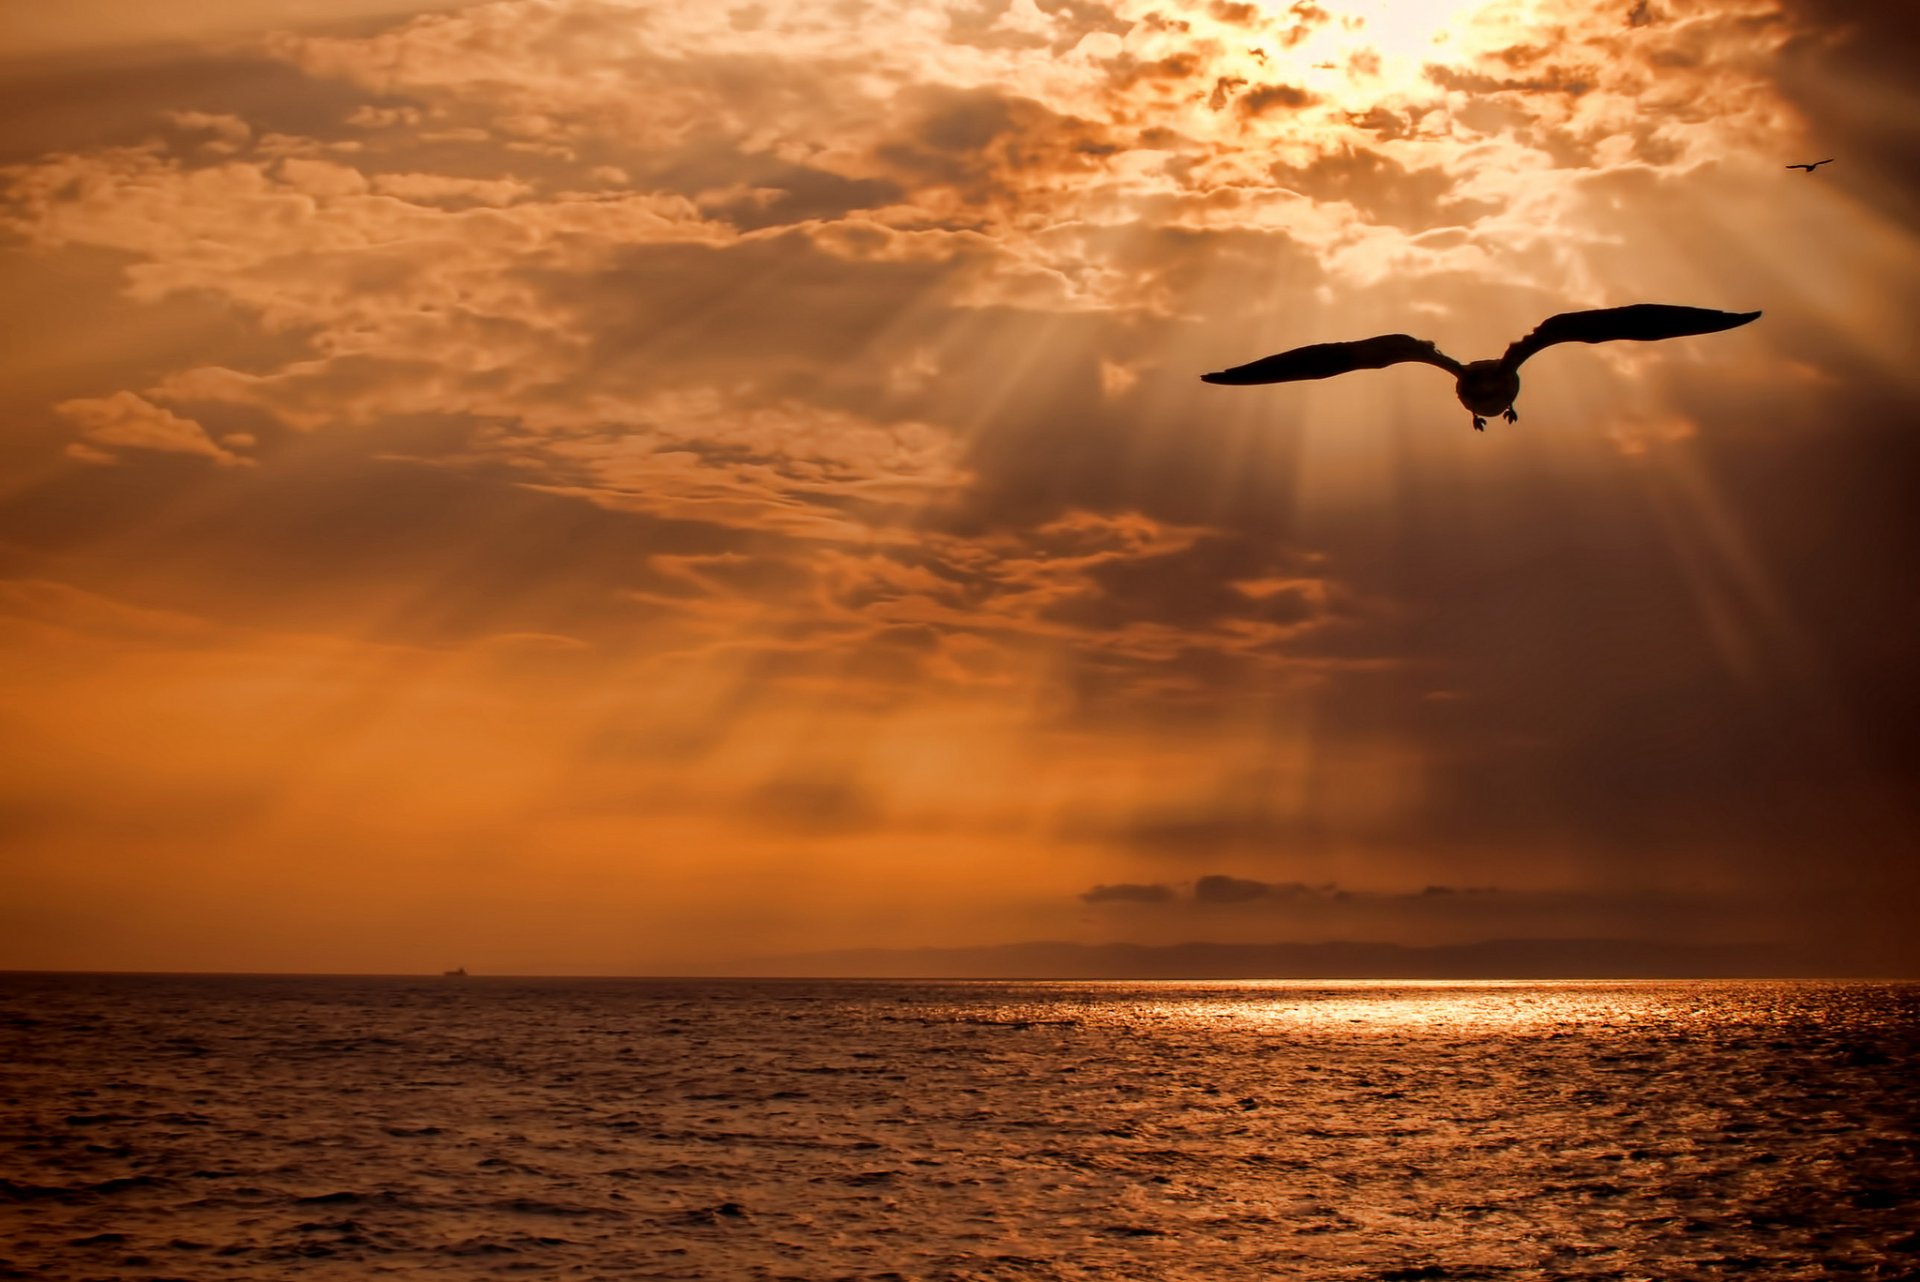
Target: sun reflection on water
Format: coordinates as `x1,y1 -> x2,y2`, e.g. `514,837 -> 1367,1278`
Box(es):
951,978 -> 1863,1038
1103,980 -> 1661,1034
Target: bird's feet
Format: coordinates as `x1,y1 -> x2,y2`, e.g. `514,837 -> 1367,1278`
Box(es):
1503,407 -> 1519,424
1472,416 -> 1486,432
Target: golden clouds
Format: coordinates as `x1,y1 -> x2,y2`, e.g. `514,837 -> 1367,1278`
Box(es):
57,392 -> 250,466
504,391 -> 969,539
1,0 -> 1918,972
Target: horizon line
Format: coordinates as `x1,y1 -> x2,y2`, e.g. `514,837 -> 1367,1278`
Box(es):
3,968 -> 1911,982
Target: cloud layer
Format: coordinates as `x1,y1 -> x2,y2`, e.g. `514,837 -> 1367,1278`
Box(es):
1,0 -> 1917,973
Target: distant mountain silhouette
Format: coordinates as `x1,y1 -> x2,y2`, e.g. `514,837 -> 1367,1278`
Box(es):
771,937 -> 1812,980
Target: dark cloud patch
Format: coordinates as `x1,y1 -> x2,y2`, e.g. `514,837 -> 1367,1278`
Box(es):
1100,51 -> 1206,95
1108,877 -> 1511,910
1193,873 -> 1278,904
1272,145 -> 1495,231
1423,63 -> 1596,102
1492,43 -> 1549,72
1079,876 -> 1626,913
1207,2 -> 1260,27
1206,76 -> 1246,112
1083,875 -> 1351,908
1236,81 -> 1315,119
875,84 -> 1121,205
1088,219 -> 1330,318
698,167 -> 904,231
1080,881 -> 1174,904
0,50 -> 396,165
1343,106 -> 1424,143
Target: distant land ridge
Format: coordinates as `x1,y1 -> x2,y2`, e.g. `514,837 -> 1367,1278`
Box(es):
772,937 -> 1807,980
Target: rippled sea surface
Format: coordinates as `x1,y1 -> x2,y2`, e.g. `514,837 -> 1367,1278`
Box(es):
3,977 -> 1918,1281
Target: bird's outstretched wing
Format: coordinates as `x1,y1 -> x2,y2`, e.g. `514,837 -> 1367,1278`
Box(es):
1200,334 -> 1462,385
1501,304 -> 1760,371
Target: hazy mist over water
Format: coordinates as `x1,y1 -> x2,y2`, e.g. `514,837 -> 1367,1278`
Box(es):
3,976 -> 1917,1280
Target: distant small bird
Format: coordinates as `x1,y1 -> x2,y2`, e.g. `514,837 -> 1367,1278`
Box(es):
1786,158 -> 1835,172
1200,304 -> 1761,431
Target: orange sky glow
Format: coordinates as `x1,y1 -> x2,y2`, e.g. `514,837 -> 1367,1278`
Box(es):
2,0 -> 1916,975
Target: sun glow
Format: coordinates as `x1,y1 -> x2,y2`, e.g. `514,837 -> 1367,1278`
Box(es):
3,0 -> 1917,978
1347,0 -> 1489,55
1264,0 -> 1515,99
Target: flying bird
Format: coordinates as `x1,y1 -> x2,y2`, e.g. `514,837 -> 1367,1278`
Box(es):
1785,158 -> 1835,172
1199,304 -> 1761,431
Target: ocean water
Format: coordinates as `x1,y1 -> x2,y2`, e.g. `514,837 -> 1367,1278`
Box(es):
2,977 -> 1916,1281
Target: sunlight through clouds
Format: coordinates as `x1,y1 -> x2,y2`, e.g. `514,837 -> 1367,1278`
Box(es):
1,0 -> 1916,973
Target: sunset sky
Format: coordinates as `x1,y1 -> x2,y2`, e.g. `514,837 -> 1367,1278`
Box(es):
2,0 -> 1916,976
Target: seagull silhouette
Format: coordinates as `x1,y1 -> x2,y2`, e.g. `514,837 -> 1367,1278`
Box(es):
1199,304 -> 1761,431
1786,158 -> 1835,172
